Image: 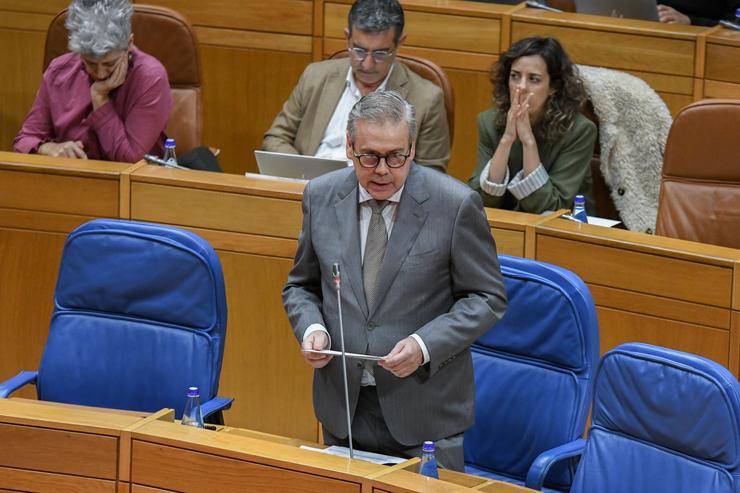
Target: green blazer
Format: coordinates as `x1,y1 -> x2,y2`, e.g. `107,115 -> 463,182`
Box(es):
469,108 -> 597,214
262,58 -> 450,172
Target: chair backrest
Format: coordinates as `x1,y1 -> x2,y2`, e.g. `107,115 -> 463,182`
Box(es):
464,255 -> 600,490
572,342 -> 740,493
36,219 -> 227,418
655,99 -> 740,249
44,4 -> 202,153
329,50 -> 455,145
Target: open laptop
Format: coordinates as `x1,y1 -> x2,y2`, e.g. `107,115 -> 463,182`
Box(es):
574,0 -> 659,21
254,150 -> 348,180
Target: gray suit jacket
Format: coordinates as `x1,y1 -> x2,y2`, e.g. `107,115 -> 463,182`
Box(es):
262,58 -> 450,172
282,164 -> 506,445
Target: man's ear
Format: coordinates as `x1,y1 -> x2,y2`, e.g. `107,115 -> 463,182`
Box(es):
128,33 -> 134,50
396,31 -> 407,48
345,132 -> 353,160
344,27 -> 351,41
407,141 -> 416,163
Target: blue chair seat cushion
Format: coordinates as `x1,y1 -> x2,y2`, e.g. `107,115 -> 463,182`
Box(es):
572,428 -> 735,493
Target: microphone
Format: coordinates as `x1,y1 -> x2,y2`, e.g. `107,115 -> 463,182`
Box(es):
143,154 -> 190,170
332,262 -> 354,459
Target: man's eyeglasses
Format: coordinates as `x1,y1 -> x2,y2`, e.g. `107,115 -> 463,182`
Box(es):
348,46 -> 394,63
353,152 -> 410,168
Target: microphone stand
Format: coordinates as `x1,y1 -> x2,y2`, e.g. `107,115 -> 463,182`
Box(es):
332,262 -> 353,459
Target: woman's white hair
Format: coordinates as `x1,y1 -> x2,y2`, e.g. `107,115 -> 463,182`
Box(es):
66,0 -> 133,58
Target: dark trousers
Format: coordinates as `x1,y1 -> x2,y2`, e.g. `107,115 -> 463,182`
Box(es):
322,385 -> 465,471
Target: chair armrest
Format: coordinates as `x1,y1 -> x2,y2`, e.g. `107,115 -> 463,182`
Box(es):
201,396 -> 233,419
525,438 -> 586,491
0,371 -> 38,398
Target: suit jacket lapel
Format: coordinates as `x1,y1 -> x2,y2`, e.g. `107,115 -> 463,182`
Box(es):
387,62 -> 410,99
308,61 -> 350,154
369,164 -> 429,318
333,172 -> 369,318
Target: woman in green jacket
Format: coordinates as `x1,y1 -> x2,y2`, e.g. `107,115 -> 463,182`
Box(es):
469,36 -> 597,214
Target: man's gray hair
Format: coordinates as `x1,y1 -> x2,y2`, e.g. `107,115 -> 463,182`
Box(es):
348,0 -> 404,45
66,0 -> 133,57
347,91 -> 417,146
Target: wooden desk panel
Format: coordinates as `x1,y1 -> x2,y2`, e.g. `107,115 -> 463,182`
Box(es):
0,18 -> 47,151
0,423 -> 118,479
133,0 -> 314,35
0,399 -> 143,493
533,219 -> 740,372
324,2 -> 504,54
199,45 -> 312,175
703,29 -> 740,98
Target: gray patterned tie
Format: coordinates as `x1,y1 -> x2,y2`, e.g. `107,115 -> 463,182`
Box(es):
363,199 -> 389,310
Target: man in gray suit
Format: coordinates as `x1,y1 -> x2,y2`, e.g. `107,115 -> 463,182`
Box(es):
282,91 -> 506,470
263,0 -> 450,172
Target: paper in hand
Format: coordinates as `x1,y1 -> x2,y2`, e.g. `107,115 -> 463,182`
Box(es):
303,349 -> 383,361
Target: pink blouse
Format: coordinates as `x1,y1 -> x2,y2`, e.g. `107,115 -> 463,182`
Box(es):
13,46 -> 172,163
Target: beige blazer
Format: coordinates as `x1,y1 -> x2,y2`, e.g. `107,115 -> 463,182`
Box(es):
262,58 -> 450,172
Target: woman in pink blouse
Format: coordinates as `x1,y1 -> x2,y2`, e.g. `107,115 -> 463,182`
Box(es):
13,0 -> 171,163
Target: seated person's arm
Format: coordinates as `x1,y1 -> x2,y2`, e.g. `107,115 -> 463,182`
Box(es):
515,118 -> 596,214
468,112 -> 507,209
262,69 -> 307,155
412,88 -> 450,172
13,78 -> 62,155
86,60 -> 171,163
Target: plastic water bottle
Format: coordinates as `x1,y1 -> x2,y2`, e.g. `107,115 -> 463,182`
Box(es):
162,138 -> 177,166
181,386 -> 204,428
418,440 -> 439,479
572,194 -> 588,223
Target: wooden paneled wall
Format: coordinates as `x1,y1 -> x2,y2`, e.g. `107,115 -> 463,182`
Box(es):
2,1 -> 739,183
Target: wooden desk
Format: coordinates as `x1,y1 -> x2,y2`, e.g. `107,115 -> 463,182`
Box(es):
534,218 -> 740,374
2,152 -> 740,443
703,27 -> 740,99
0,398 -> 536,493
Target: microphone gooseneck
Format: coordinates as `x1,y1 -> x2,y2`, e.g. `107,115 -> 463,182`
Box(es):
332,262 -> 354,459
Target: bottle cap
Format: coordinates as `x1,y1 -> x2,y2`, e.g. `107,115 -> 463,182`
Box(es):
165,138 -> 176,147
187,386 -> 200,397
574,194 -> 585,204
422,440 -> 435,452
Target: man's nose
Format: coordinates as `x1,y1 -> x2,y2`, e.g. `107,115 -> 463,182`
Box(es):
361,55 -> 376,70
96,65 -> 108,80
374,159 -> 390,174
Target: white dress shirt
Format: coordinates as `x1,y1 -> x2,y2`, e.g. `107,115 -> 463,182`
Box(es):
314,66 -> 394,164
303,183 -> 431,386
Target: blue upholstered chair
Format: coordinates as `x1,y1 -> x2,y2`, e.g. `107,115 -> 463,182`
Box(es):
536,343 -> 740,493
464,255 -> 599,492
0,219 -> 232,420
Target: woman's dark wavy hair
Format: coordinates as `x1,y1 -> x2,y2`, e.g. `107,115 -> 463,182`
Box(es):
492,36 -> 586,143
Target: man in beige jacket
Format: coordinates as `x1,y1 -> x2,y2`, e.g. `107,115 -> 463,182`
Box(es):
262,0 -> 450,172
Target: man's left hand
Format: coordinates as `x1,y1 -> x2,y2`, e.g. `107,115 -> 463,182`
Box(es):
380,337 -> 423,378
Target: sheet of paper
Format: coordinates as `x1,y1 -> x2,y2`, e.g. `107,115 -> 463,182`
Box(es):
561,214 -> 621,228
300,445 -> 407,465
303,349 -> 383,361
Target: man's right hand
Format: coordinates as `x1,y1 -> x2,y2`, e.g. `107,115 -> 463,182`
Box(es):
38,141 -> 88,159
301,331 -> 333,369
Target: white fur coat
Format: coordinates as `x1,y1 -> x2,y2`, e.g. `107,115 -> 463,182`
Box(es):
577,65 -> 672,233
